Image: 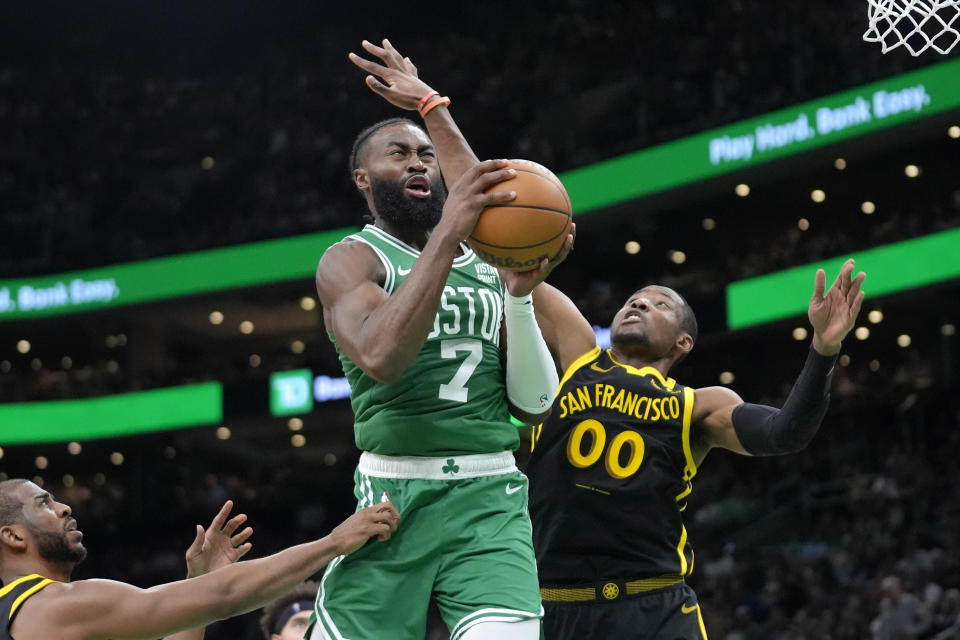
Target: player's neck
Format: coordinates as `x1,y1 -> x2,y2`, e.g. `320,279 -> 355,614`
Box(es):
608,345 -> 672,378
373,219 -> 431,252
1,558 -> 73,584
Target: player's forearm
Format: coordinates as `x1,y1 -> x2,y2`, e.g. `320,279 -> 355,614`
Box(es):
157,535 -> 343,624
731,347 -> 837,455
505,292 -> 559,418
422,105 -> 479,187
355,231 -> 461,381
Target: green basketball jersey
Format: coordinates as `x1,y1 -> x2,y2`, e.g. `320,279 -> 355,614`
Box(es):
328,224 -> 517,456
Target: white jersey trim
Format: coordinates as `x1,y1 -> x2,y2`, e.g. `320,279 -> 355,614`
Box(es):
345,234 -> 396,294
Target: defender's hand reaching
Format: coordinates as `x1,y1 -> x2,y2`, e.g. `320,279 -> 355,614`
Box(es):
809,258 -> 866,355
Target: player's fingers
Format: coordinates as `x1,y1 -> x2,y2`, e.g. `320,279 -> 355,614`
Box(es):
848,271 -> 866,301
222,513 -> 247,536
234,542 -> 253,559
360,39 -> 388,59
186,525 -> 204,556
348,52 -> 392,79
209,500 -> 234,531
232,525 -> 254,545
812,268 -> 826,301
472,166 -> 517,191
381,38 -> 405,65
403,56 -> 417,75
851,290 -> 866,319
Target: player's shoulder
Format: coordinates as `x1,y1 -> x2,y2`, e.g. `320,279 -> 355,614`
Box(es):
691,385 -> 744,417
317,237 -> 383,279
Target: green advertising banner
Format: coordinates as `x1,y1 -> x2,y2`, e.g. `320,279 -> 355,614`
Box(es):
0,382 -> 223,444
562,57 -> 960,214
0,228 -> 352,322
726,227 -> 960,330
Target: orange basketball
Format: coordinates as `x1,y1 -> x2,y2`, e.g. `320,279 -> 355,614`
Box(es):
468,159 -> 573,272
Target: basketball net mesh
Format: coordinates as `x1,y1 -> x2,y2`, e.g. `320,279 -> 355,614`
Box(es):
863,0 -> 960,55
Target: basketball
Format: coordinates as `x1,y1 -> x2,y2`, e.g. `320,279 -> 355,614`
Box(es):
468,159 -> 573,271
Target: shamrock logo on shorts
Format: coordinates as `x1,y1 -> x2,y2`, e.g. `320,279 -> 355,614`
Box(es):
442,458 -> 460,475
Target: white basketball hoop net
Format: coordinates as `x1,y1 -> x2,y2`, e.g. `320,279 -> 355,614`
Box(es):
864,0 -> 960,55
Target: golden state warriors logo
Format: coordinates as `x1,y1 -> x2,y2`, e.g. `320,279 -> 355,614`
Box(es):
602,582 -> 620,600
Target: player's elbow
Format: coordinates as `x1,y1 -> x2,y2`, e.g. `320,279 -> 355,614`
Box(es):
359,354 -> 406,384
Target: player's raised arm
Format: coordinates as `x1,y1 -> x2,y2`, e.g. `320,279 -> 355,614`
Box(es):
31,504 -> 399,640
692,259 -> 866,460
317,159 -> 517,383
349,38 -> 478,187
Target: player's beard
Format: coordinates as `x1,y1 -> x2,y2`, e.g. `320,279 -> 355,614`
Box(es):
31,525 -> 87,565
370,175 -> 446,230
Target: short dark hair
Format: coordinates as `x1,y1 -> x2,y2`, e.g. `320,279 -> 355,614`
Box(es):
348,117 -> 425,173
258,580 -> 319,639
0,479 -> 28,528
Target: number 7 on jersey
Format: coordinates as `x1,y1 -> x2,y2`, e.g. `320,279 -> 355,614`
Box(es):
438,338 -> 483,402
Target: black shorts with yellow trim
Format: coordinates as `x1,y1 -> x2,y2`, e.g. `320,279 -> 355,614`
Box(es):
540,579 -> 707,640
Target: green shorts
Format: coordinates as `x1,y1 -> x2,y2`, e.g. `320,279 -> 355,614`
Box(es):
310,451 -> 543,640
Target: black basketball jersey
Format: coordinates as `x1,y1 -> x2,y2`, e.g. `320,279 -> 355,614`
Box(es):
528,347 -> 698,585
0,574 -> 54,640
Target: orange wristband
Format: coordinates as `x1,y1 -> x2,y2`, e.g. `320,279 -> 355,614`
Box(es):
418,95 -> 450,117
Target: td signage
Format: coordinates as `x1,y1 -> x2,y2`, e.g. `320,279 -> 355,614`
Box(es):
269,369 -> 315,416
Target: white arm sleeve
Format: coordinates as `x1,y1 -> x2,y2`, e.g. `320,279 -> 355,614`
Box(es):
504,292 -> 560,415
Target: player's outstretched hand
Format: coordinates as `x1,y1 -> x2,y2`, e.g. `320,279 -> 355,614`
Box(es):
436,159 -> 516,243
184,500 -> 254,578
348,38 -> 434,111
499,223 -> 577,297
328,502 -> 401,556
808,258 -> 866,356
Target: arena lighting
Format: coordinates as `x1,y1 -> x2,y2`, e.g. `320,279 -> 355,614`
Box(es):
201,156 -> 215,170
0,382 -> 222,444
291,434 -> 306,448
834,158 -> 847,170
239,320 -> 254,334
726,227 -> 960,329
904,164 -> 921,178
862,201 -> 877,214
16,339 -> 30,354
839,354 -> 851,367
216,426 -> 231,440
719,371 -> 735,384
792,327 -> 808,340
949,125 -> 960,139
624,241 -> 641,255
735,183 -> 751,197
811,189 -> 826,203
209,310 -> 224,325
34,456 -> 47,470
702,218 -> 716,230
110,452 -> 124,466
62,474 -> 74,487
300,296 -> 317,311
67,441 -> 81,455
897,334 -> 912,347
855,327 -> 871,340
944,324 -> 957,336
249,354 -> 262,367
61,356 -> 73,369
868,309 -> 884,324
797,218 -> 810,231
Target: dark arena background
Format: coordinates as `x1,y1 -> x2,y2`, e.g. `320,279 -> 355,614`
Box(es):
2,2 -> 959,638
